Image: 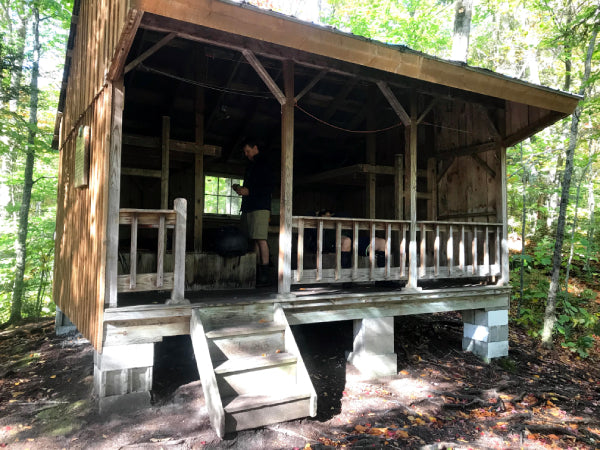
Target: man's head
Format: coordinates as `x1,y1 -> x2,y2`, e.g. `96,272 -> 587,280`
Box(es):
242,139 -> 260,161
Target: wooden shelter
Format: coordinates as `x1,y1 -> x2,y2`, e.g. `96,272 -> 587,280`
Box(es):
53,0 -> 579,436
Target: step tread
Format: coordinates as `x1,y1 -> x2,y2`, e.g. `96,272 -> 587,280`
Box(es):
223,389 -> 311,413
205,322 -> 285,339
214,352 -> 296,374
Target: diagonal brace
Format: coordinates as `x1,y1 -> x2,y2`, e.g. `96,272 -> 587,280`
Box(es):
376,81 -> 410,126
242,49 -> 286,105
125,32 -> 177,74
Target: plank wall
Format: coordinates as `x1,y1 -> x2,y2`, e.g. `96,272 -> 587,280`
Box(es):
54,0 -> 133,351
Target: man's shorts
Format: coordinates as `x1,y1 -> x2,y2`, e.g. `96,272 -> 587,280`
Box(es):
241,210 -> 270,240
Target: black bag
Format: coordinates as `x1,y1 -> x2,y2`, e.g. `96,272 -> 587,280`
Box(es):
215,226 -> 248,257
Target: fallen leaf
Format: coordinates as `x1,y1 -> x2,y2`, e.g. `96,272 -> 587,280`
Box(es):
50,375 -> 56,379
368,427 -> 387,435
354,425 -> 368,433
12,392 -> 24,398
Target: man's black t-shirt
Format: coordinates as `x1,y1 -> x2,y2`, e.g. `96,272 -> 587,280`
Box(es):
241,152 -> 273,212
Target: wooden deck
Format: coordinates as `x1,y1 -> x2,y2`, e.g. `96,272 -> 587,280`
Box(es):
102,284 -> 510,347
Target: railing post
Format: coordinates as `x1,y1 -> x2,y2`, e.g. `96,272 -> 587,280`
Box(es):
167,198 -> 189,305
130,214 -> 138,289
296,218 -> 304,282
407,93 -> 419,290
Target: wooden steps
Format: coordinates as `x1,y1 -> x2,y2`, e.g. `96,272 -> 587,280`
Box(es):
190,304 -> 317,437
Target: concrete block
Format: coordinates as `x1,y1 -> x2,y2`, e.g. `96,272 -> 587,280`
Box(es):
463,324 -> 508,343
462,309 -> 508,327
98,391 -> 151,415
347,352 -> 397,378
55,307 -> 77,336
94,343 -> 154,371
462,338 -> 508,361
353,317 -> 395,355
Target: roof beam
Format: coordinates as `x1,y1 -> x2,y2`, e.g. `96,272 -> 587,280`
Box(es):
295,69 -> 328,102
242,49 -> 286,105
124,32 -> 177,74
376,81 -> 410,126
108,9 -> 144,81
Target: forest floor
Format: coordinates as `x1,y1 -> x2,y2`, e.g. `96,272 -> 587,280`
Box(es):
1,310 -> 600,449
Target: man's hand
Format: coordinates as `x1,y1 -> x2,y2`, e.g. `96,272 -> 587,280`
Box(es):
233,184 -> 249,196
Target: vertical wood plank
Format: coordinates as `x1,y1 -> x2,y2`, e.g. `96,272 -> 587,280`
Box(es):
499,147 -> 509,284
427,157 -> 437,220
420,223 -> 426,277
369,222 -> 376,279
352,221 -> 359,280
278,59 -> 294,294
472,226 -> 478,274
157,214 -> 165,288
407,93 -> 418,289
104,80 -> 124,308
170,198 -> 187,303
395,154 -> 404,220
316,220 -> 323,281
459,225 -> 465,271
434,224 -> 440,276
496,225 -> 501,273
335,222 -> 342,280
448,225 -> 454,275
484,225 -> 490,276
130,214 -> 138,289
400,224 -> 406,277
161,116 -> 170,209
297,219 -> 304,282
194,56 -> 205,252
385,223 -> 391,278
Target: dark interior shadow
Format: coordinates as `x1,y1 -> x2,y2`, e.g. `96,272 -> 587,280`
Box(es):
152,335 -> 200,403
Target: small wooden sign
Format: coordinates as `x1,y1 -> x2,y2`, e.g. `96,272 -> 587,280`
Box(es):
74,125 -> 90,188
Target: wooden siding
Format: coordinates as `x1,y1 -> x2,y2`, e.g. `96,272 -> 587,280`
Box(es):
54,0 -> 134,351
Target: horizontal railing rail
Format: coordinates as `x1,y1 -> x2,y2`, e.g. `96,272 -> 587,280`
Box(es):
291,216 -> 502,285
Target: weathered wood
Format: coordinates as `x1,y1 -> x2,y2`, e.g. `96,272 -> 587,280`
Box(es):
316,220 -> 323,282
119,209 -> 176,226
407,93 -> 418,289
472,226 -> 478,275
385,223 -> 391,278
108,9 -> 143,81
190,310 -> 226,438
123,133 -> 222,156
118,272 -> 174,292
157,215 -> 165,288
297,219 -> 304,282
105,80 -> 124,310
438,141 -> 498,159
194,79 -> 205,252
121,167 -> 162,178
427,158 -> 437,220
484,226 -> 490,275
376,81 -> 410,125
161,116 -> 170,210
369,222 -> 376,278
470,153 -> 496,178
242,49 -> 286,105
335,222 -> 342,281
417,98 -> 438,124
499,148 -> 509,284
278,59 -> 294,294
434,225 -> 440,276
352,221 -> 359,280
124,31 -> 176,74
459,225 -> 465,270
420,223 -> 426,277
296,163 -> 396,185
400,224 -> 406,277
395,155 -> 404,220
447,225 -> 454,276
130,214 -> 138,289
170,198 -> 187,304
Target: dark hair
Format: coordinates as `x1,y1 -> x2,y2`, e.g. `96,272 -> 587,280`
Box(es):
241,138 -> 260,149
315,209 -> 335,217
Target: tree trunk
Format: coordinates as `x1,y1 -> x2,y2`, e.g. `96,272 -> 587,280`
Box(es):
450,0 -> 473,62
584,169 -> 596,275
9,5 -> 40,324
541,29 -> 597,348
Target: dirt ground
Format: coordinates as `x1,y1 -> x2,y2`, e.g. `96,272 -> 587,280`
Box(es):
1,313 -> 599,449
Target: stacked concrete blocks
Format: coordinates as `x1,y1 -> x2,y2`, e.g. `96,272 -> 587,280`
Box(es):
462,308 -> 509,362
347,317 -> 398,379
93,343 -> 154,413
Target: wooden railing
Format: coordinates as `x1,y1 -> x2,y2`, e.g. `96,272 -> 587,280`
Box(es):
117,198 -> 187,303
292,216 -> 410,284
291,216 -> 502,285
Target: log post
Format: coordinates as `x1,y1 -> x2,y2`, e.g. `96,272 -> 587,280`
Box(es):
167,198 -> 189,305
278,59 -> 294,295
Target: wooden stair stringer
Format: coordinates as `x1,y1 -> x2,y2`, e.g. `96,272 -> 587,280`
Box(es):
189,309 -> 226,438
273,303 -> 318,417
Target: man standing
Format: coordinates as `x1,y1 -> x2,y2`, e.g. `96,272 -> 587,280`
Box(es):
233,140 -> 273,286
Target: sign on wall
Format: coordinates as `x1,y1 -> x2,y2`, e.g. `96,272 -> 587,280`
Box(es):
74,125 -> 90,188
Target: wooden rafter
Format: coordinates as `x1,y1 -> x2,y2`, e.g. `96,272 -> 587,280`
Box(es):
322,78 -> 358,122
417,98 -> 438,125
438,141 -> 499,160
295,69 -> 328,102
470,153 -> 496,178
108,9 -> 144,81
242,49 -> 285,105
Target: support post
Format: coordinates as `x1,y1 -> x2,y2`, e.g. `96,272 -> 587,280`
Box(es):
366,93 -> 376,219
94,343 -> 154,414
394,154 -> 404,220
407,94 -> 419,290
105,80 -> 124,308
278,60 -> 294,295
167,198 -> 189,305
462,308 -> 509,362
194,82 -> 205,252
348,317 -> 397,379
499,147 -> 509,285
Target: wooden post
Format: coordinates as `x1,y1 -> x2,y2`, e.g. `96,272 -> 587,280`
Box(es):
407,94 -> 419,290
194,83 -> 205,252
499,147 -> 509,284
427,158 -> 437,220
105,79 -> 124,308
335,222 -> 342,281
366,99 -> 376,219
161,116 -> 170,210
297,218 -> 304,282
168,198 -> 188,305
278,59 -> 294,295
130,214 -> 138,289
394,154 -> 404,220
